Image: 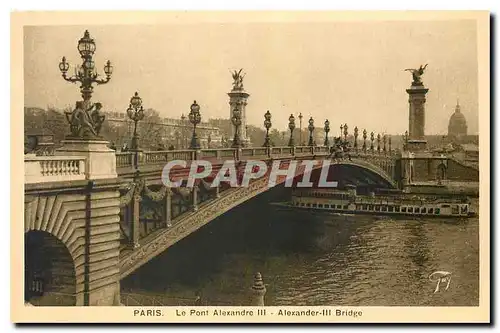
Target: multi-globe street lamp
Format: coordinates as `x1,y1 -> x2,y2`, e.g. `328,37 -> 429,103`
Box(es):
59,30 -> 113,108
126,92 -> 145,151
189,101 -> 202,149
263,110 -> 272,148
126,92 -> 145,169
288,114 -> 296,147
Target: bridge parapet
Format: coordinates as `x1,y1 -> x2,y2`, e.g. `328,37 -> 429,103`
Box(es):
116,146 -> 338,169
25,154 -> 87,184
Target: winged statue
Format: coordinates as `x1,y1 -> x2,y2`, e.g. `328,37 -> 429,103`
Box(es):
404,64 -> 428,85
231,68 -> 245,90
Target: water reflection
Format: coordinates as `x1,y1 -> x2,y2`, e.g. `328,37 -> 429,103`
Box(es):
121,186 -> 479,306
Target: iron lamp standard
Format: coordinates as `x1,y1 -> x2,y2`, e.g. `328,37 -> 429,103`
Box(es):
324,119 -> 330,147
59,30 -> 113,108
308,117 -> 315,147
298,112 -> 303,145
231,106 -> 243,148
126,92 -> 145,169
263,110 -> 272,147
181,114 -> 187,148
189,100 -> 202,149
288,114 -> 296,147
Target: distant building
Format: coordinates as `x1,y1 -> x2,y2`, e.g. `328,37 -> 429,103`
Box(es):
104,111 -> 223,149
460,143 -> 479,162
448,101 -> 468,138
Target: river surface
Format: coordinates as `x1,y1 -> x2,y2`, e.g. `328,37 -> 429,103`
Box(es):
121,186 -> 479,306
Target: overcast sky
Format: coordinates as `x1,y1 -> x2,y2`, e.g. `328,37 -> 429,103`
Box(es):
24,20 -> 478,135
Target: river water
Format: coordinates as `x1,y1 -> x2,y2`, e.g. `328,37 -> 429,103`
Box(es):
121,186 -> 479,306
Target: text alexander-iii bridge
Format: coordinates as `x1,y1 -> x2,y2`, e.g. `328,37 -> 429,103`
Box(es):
23,31 -> 478,306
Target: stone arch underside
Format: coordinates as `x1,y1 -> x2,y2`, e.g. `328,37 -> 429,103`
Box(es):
119,158 -> 396,278
25,230 -> 76,306
24,189 -> 122,306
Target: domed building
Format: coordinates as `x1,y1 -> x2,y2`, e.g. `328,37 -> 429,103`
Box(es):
448,100 -> 468,138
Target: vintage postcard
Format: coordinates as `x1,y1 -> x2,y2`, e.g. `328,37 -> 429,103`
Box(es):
11,11 -> 490,323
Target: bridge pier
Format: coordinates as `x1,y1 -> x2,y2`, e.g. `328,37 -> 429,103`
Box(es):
25,179 -> 123,306
25,139 -> 125,306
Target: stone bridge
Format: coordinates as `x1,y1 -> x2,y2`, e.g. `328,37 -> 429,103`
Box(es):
23,143 -> 478,306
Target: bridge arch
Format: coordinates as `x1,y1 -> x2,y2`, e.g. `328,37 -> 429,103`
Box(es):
318,159 -> 397,189
120,157 -> 397,278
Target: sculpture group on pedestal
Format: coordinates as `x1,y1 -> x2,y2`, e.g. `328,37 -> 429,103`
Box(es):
65,101 -> 106,139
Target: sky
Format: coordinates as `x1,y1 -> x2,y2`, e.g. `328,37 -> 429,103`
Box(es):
23,20 -> 479,135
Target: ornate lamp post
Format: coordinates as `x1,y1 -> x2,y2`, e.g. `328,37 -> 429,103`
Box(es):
362,129 -> 367,152
263,110 -> 272,147
370,132 -> 375,151
231,106 -> 242,148
324,119 -> 330,147
288,114 -> 296,147
126,92 -> 145,169
59,30 -> 113,138
308,117 -> 315,147
343,123 -> 349,143
298,112 -> 303,145
181,114 -> 187,148
354,126 -> 359,151
126,92 -> 145,151
189,100 -> 202,149
377,133 -> 381,153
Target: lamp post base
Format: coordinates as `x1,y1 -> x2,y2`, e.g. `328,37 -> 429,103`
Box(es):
190,133 -> 200,150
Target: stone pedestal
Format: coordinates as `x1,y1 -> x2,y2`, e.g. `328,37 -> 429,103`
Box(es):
250,272 -> 266,306
55,139 -> 117,180
228,89 -> 250,146
406,84 -> 429,151
406,139 -> 428,151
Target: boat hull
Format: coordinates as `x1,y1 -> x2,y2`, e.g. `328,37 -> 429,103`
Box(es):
270,202 -> 476,219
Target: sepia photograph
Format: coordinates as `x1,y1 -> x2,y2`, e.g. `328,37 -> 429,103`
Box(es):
12,10 -> 490,323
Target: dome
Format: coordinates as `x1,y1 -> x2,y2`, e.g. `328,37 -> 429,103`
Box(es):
448,101 -> 467,137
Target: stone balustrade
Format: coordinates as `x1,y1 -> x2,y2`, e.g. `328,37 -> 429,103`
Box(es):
114,145 -> 398,171
25,154 -> 86,184
116,152 -> 134,168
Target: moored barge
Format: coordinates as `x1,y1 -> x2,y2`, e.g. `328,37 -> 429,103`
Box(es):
276,185 -> 475,218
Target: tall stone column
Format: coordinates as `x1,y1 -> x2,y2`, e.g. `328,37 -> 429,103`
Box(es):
228,70 -> 251,146
406,78 -> 429,151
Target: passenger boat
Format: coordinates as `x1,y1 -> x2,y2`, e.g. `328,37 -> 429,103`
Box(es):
274,185 -> 475,218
